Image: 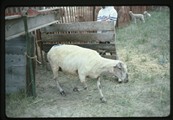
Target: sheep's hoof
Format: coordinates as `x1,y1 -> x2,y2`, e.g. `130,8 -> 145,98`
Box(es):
84,87 -> 88,90
118,79 -> 122,83
118,81 -> 122,83
100,97 -> 107,103
73,87 -> 79,92
60,91 -> 66,96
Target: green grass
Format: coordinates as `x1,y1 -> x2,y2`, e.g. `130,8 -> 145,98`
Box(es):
117,8 -> 170,63
115,7 -> 170,116
5,8 -> 170,117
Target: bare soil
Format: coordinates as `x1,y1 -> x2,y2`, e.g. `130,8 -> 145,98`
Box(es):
6,64 -> 170,117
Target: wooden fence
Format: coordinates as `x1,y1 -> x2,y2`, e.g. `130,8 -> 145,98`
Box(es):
59,6 -> 94,23
5,6 -> 160,27
40,21 -> 118,60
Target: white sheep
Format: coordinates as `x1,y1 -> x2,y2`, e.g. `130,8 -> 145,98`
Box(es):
47,44 -> 128,103
129,11 -> 145,23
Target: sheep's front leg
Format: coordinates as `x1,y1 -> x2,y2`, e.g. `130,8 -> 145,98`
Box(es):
142,18 -> 145,23
134,18 -> 136,24
97,77 -> 107,103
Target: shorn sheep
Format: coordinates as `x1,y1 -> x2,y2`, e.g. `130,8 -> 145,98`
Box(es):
129,11 -> 145,23
47,44 -> 129,103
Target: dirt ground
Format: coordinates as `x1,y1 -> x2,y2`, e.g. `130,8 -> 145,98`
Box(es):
30,65 -> 129,117
5,62 -> 170,117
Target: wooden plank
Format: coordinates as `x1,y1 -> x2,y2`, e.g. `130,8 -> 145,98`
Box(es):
41,32 -> 115,42
42,43 -> 116,53
41,21 -> 115,32
5,12 -> 60,40
74,44 -> 116,51
23,15 -> 36,97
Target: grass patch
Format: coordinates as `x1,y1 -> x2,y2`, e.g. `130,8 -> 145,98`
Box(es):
115,7 -> 170,117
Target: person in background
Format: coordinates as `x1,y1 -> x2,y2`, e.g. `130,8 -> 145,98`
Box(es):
97,6 -> 118,58
97,6 -> 118,24
97,6 -> 118,44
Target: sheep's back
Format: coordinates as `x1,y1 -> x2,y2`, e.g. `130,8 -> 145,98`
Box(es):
47,45 -> 102,74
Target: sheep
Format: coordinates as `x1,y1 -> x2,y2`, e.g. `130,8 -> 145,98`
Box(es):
129,11 -> 145,23
143,11 -> 151,18
47,44 -> 129,103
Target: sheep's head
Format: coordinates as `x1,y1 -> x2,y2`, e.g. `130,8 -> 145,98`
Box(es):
129,11 -> 133,15
113,61 -> 128,83
144,11 -> 151,17
143,11 -> 147,15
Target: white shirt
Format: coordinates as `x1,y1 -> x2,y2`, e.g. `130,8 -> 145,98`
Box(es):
97,6 -> 118,25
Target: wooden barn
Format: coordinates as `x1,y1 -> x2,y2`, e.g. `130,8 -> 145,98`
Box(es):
5,6 -> 154,96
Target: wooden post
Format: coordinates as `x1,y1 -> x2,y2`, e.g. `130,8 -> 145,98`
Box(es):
23,15 -> 36,97
114,25 -> 119,60
93,6 -> 95,21
35,30 -> 42,65
36,30 -> 44,67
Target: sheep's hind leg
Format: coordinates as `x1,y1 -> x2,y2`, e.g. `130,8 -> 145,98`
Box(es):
52,67 -> 66,96
55,78 -> 66,96
73,81 -> 87,92
73,74 -> 88,92
97,77 -> 107,103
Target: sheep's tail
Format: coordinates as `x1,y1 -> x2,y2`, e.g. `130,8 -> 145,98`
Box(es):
47,52 -> 50,63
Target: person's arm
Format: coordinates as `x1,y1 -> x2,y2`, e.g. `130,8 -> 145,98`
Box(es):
109,13 -> 117,21
109,9 -> 118,25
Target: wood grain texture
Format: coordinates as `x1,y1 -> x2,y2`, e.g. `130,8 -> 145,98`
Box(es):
41,21 -> 115,32
41,32 -> 115,42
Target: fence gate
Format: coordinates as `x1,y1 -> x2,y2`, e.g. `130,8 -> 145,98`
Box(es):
40,21 -> 118,67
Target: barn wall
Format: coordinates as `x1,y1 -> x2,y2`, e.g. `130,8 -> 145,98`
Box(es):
117,6 -> 131,27
5,36 -> 27,93
58,6 -> 94,23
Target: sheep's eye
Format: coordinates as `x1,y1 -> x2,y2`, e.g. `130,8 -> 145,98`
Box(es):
117,67 -> 121,70
118,67 -> 123,71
